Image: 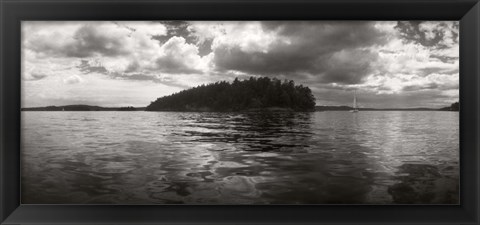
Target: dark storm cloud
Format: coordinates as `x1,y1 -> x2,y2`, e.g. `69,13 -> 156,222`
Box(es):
77,60 -> 109,74
262,21 -> 386,49
395,21 -> 458,49
319,49 -> 378,84
213,21 -> 387,85
213,47 -> 315,75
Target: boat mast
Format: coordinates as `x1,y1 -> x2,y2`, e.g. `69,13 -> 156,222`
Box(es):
353,90 -> 357,109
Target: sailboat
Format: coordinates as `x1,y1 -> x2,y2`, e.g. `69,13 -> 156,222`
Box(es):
350,90 -> 359,113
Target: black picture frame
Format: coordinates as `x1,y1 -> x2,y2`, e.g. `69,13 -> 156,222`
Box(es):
1,0 -> 479,224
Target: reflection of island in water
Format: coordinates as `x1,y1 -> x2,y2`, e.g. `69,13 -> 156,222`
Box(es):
21,110 -> 459,204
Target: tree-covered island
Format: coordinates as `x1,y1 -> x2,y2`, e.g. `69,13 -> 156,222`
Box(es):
146,77 -> 316,112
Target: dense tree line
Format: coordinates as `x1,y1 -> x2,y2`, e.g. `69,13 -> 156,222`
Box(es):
146,77 -> 316,112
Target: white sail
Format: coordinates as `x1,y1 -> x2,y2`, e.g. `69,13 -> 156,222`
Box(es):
353,90 -> 357,109
351,90 -> 359,113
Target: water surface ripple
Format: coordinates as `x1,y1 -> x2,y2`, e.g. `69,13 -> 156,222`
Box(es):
21,111 -> 459,204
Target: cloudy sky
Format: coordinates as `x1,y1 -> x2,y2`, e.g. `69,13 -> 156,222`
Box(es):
22,21 -> 459,108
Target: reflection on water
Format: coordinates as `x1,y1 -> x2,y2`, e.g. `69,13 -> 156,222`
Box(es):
21,111 -> 459,204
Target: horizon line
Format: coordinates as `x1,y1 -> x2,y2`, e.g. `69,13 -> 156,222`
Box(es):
21,104 -> 456,110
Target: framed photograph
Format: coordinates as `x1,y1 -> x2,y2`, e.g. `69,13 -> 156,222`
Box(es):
1,0 -> 479,224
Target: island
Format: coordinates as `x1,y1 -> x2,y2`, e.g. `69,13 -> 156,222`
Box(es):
145,77 -> 316,112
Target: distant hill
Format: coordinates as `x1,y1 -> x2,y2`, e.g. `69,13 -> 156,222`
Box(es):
146,77 -> 316,112
21,105 -> 145,111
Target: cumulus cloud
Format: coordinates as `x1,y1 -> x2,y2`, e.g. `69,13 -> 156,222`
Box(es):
24,21 -> 168,58
22,21 -> 459,108
23,21 -> 213,88
154,36 -> 206,74
318,49 -> 378,84
189,21 -> 389,85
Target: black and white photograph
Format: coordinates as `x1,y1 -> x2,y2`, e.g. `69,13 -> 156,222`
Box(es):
21,21 -> 459,204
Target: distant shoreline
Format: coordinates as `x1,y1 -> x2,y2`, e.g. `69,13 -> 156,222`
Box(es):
21,104 -> 458,112
315,106 -> 450,112
21,105 -> 145,112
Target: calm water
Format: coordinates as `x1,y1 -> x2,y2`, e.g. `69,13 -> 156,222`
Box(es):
21,111 -> 459,204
